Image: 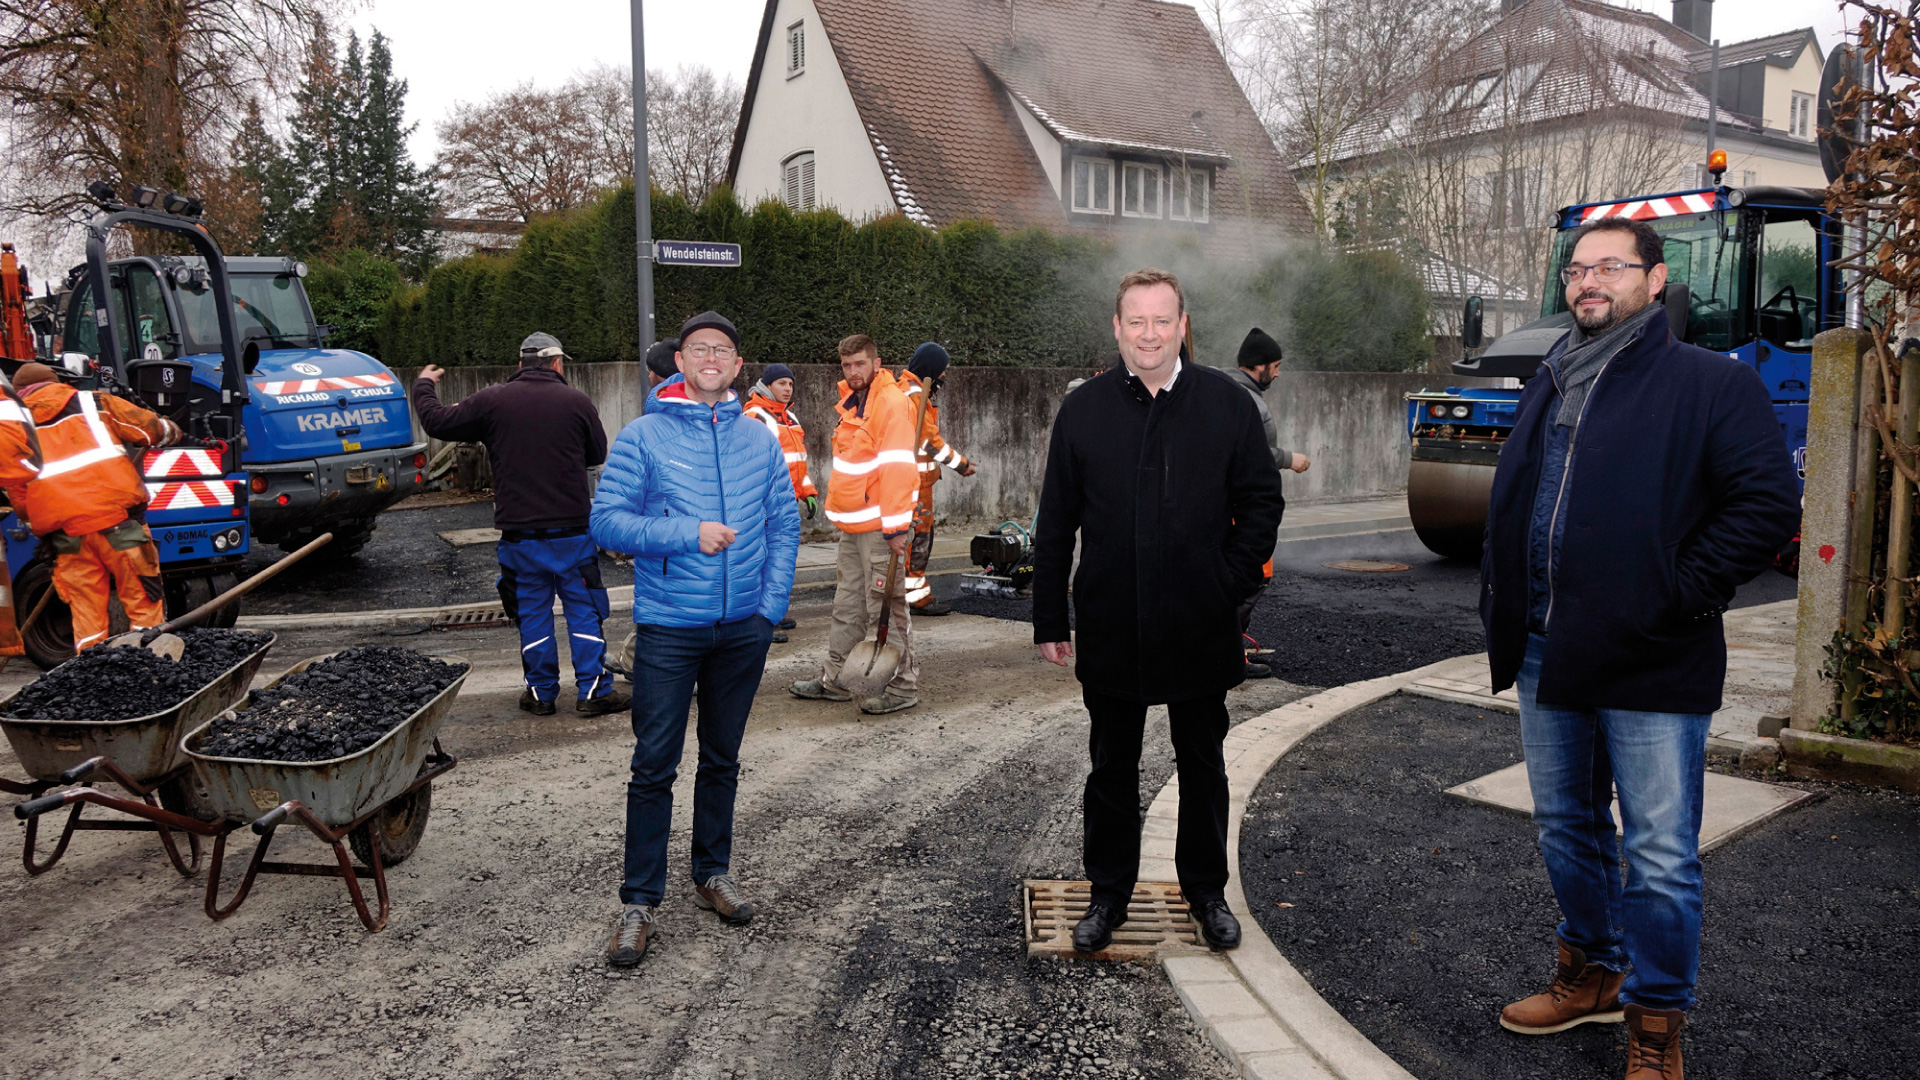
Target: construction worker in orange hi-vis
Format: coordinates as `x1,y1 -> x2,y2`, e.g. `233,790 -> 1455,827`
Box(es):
2,363 -> 182,653
896,343 -> 976,617
744,362 -> 817,643
0,371 -> 44,658
789,333 -> 921,716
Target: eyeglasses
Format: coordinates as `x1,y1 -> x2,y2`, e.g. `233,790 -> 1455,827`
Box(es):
682,344 -> 738,360
1561,261 -> 1652,285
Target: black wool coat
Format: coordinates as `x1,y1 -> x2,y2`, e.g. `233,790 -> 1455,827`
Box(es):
1032,358 -> 1286,704
1481,305 -> 1800,712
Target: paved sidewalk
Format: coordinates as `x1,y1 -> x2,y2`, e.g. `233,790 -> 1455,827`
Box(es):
1405,599 -> 1795,755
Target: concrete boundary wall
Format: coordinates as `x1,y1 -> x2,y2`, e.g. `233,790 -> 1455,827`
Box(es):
396,363 -> 1492,521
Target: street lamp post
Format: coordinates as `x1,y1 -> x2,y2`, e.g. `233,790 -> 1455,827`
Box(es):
630,0 -> 654,354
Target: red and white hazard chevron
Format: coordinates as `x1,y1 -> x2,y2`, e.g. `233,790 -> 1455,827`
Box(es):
1579,193 -> 1717,222
146,480 -> 237,510
252,372 -> 397,397
142,447 -> 224,479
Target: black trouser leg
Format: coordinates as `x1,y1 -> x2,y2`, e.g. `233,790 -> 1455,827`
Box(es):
1082,688 -> 1147,912
1168,694 -> 1231,904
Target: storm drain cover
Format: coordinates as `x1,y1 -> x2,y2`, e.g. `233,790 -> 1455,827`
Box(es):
1324,560 -> 1411,573
430,608 -> 513,630
1024,879 -> 1199,960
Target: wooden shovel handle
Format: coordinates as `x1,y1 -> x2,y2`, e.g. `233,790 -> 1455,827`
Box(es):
144,531 -> 334,642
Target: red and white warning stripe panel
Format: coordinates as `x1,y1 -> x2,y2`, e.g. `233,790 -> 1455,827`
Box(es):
145,481 -> 237,510
252,372 -> 397,397
1579,193 -> 1717,223
142,447 -> 224,479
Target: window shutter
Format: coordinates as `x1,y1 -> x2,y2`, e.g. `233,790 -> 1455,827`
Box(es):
788,23 -> 805,73
800,157 -> 816,210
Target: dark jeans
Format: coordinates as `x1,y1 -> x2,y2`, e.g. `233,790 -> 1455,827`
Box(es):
1517,632 -> 1710,1010
1082,687 -> 1231,911
620,615 -> 774,906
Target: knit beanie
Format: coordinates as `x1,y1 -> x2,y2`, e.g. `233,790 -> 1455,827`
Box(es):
677,310 -> 741,347
11,362 -> 56,389
908,342 -> 950,381
761,363 -> 795,385
1237,327 -> 1283,369
645,338 -> 680,379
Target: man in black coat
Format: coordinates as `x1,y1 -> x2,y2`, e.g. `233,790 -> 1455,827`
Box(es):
1482,217 -> 1797,1077
1033,268 -> 1286,953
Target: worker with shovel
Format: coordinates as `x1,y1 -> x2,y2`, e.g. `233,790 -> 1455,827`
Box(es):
898,343 -> 978,617
3,362 -> 181,653
790,333 -> 921,715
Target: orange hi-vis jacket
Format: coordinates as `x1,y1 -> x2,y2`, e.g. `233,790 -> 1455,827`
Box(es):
899,371 -> 971,490
743,391 -> 818,500
0,386 -> 43,656
825,368 -> 917,535
11,383 -> 181,537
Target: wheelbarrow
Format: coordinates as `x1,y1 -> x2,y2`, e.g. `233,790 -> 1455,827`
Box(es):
176,653 -> 470,931
0,631 -> 277,875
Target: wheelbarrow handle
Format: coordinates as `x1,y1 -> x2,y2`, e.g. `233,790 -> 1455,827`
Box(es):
15,791 -> 68,819
57,756 -> 103,785
252,802 -> 294,835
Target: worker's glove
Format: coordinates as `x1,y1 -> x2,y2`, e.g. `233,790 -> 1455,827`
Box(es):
958,462 -> 977,477
803,495 -> 818,519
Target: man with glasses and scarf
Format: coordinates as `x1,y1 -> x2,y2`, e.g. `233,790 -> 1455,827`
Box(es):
1480,216 -> 1797,1079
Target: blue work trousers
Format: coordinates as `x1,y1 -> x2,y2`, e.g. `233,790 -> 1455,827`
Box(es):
1517,632 -> 1710,1011
621,615 -> 775,906
497,533 -> 611,702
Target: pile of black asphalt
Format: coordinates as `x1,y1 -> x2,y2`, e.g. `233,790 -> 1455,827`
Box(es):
5,629 -> 272,721
1240,694 -> 1919,1080
200,647 -> 466,762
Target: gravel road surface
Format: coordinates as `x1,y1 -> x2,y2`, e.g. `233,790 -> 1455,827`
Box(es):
0,601 -> 1308,1079
1240,694 -> 1920,1080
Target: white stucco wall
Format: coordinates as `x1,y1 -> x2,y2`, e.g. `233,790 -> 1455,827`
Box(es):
1761,43 -> 1823,138
733,0 -> 897,220
1008,92 -> 1062,200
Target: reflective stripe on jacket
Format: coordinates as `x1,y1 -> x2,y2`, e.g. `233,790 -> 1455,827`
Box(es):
900,371 -> 969,488
743,391 -> 817,499
825,368 -> 916,534
15,384 -> 179,537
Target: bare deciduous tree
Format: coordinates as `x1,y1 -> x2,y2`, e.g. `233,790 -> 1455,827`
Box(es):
646,65 -> 741,204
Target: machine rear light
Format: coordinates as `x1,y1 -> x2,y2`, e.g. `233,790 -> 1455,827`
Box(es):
414,472 -> 424,485
249,475 -> 268,494
1450,405 -> 1471,419
412,452 -> 427,468
1429,404 -> 1448,418
275,494 -> 289,506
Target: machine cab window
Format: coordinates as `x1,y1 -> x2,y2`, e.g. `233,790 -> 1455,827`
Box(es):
1758,217 -> 1819,349
121,262 -> 179,360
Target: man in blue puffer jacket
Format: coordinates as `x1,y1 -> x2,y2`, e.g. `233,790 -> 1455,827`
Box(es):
589,311 -> 801,969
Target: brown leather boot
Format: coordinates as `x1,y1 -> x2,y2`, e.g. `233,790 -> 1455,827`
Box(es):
1499,938 -> 1627,1034
1624,1003 -> 1686,1078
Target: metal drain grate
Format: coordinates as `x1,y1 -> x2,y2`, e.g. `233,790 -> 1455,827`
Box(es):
1323,560 -> 1411,573
430,608 -> 513,630
1024,879 -> 1199,959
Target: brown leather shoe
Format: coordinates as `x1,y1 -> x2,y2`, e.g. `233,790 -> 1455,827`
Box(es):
605,904 -> 655,968
1624,1003 -> 1686,1078
1499,938 -> 1626,1034
693,873 -> 757,925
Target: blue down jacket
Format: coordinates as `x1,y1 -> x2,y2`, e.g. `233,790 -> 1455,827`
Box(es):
591,376 -> 801,628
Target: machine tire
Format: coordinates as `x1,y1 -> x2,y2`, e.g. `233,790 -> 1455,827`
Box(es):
171,574 -> 215,624
13,560 -> 73,672
349,782 -> 431,868
206,572 -> 241,627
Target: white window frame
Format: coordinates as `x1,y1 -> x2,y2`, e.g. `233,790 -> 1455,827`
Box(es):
1120,162 -> 1163,219
782,151 -> 816,211
786,21 -> 805,78
1070,156 -> 1114,215
1169,167 -> 1210,223
1788,92 -> 1813,139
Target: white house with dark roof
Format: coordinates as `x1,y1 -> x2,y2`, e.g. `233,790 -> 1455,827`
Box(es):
726,0 -> 1312,253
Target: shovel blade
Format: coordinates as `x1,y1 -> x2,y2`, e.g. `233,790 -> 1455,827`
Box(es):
103,631 -> 185,661
846,640 -> 901,685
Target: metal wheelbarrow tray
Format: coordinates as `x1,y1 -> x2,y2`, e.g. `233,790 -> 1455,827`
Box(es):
0,632 -> 277,875
170,652 -> 469,931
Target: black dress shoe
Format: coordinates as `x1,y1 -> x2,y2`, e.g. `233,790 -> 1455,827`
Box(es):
1072,902 -> 1128,953
1194,898 -> 1241,950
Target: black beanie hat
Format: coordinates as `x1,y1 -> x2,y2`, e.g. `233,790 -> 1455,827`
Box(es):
1238,327 -> 1283,369
908,342 -> 950,381
678,310 -> 741,347
645,338 -> 680,379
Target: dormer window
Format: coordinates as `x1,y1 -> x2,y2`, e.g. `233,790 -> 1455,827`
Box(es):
1789,92 -> 1812,138
787,21 -> 805,77
1169,167 -> 1210,223
1121,162 -> 1162,218
1071,157 -> 1113,214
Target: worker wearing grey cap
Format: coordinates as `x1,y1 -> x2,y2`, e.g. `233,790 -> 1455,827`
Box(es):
414,333 -> 628,718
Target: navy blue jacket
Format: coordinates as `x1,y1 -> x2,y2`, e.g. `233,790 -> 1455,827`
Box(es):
1480,306 -> 1798,713
590,376 -> 800,629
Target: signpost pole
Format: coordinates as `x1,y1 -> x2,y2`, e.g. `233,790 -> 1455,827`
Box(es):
630,0 -> 654,353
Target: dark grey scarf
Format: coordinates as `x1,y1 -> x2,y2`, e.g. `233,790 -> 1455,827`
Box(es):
1551,302 -> 1660,427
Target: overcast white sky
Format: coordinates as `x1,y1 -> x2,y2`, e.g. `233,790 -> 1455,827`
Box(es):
354,0 -> 1853,163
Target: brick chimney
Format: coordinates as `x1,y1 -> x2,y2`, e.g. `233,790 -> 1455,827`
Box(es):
1672,0 -> 1713,41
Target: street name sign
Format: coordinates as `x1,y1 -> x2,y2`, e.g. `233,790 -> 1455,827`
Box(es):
653,240 -> 742,267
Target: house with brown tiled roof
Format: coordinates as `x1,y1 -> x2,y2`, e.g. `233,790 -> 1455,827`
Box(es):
724,0 -> 1311,252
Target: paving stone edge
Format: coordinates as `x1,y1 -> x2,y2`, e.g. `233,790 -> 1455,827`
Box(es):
1153,658 -> 1470,1080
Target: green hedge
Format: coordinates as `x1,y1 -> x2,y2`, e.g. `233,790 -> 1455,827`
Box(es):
358,184 -> 1431,371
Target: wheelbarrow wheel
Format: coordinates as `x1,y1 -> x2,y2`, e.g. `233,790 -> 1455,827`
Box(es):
349,783 -> 431,868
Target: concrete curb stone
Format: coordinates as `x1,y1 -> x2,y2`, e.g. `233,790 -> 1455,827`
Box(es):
1153,657 -> 1468,1080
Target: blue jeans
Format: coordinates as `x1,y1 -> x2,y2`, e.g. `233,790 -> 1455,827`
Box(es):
497,533 -> 611,702
1517,632 -> 1710,1011
620,616 -> 775,906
